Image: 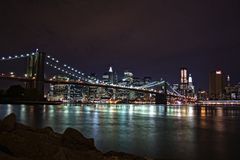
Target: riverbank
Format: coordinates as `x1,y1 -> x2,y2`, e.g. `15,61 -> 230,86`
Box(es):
197,100 -> 240,106
0,113 -> 150,160
0,100 -> 63,105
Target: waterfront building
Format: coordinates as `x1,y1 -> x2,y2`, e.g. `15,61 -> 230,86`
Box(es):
197,90 -> 208,101
209,70 -> 225,100
225,82 -> 240,100
48,75 -> 82,102
48,76 -> 70,101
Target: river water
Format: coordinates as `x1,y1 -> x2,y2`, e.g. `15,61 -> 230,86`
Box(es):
0,104 -> 240,159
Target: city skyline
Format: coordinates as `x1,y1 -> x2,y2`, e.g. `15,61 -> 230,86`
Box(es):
0,53 -> 237,91
0,0 -> 240,89
0,52 -> 238,94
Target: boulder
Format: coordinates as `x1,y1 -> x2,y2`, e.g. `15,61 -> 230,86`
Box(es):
0,113 -> 16,132
0,131 -> 59,160
37,126 -> 54,134
52,147 -> 68,160
16,123 -> 35,132
62,128 -> 96,151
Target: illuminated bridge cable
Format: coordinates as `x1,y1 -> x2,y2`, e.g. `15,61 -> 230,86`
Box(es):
46,56 -> 90,81
0,53 -> 34,61
46,61 -> 84,81
46,54 -> 101,83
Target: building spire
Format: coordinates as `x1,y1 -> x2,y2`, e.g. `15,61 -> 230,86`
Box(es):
109,66 -> 113,73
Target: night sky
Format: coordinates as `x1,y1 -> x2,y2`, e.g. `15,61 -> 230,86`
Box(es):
0,0 -> 240,90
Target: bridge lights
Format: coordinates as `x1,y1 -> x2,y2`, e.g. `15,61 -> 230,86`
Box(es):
1,57 -> 5,60
47,55 -> 51,58
10,72 -> 15,77
9,56 -> 12,59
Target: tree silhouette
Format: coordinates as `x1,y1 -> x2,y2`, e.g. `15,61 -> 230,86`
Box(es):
6,85 -> 24,98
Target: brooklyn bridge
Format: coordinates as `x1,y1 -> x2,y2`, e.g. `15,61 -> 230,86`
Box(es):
0,50 -> 195,104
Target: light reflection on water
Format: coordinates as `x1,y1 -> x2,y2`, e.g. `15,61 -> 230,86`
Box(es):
1,104 -> 240,159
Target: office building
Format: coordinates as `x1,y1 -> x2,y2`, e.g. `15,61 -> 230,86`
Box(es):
102,66 -> 118,84
48,75 -> 82,102
209,70 -> 225,99
180,68 -> 188,95
187,74 -> 195,97
122,71 -> 134,86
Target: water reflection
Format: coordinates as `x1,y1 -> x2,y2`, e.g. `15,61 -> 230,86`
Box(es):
0,104 -> 240,159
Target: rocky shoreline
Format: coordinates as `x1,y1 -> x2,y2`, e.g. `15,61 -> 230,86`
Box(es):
0,113 -> 150,160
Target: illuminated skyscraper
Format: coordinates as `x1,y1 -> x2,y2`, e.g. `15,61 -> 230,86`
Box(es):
187,74 -> 195,97
209,70 -> 225,99
227,75 -> 231,87
180,68 -> 188,84
109,66 -> 114,84
180,68 -> 188,95
109,66 -> 113,73
188,74 -> 193,85
102,66 -> 118,84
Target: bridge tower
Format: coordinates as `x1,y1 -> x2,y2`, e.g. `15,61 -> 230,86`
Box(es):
155,82 -> 167,104
26,50 -> 46,100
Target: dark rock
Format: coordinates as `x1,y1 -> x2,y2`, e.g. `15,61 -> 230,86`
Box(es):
0,144 -> 13,155
104,151 -> 147,160
0,114 -> 149,160
37,126 -> 54,134
0,131 -> 59,160
52,147 -> 68,160
16,123 -> 35,132
0,113 -> 16,132
62,128 -> 96,151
